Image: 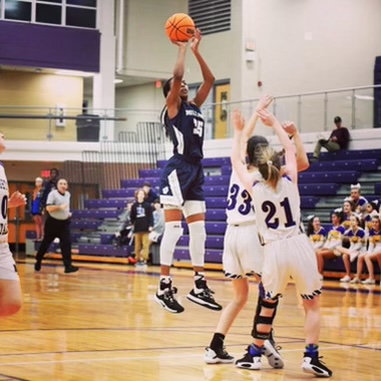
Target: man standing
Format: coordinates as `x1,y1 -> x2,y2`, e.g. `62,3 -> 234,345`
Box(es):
311,116 -> 350,161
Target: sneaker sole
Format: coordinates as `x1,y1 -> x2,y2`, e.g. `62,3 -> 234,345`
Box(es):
186,293 -> 223,311
154,294 -> 184,314
263,341 -> 284,369
235,361 -> 261,370
204,356 -> 234,364
302,365 -> 331,377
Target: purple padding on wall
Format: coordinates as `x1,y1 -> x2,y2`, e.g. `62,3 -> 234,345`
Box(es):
0,21 -> 100,72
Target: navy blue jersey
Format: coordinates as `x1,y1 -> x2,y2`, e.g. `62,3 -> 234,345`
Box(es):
164,101 -> 204,161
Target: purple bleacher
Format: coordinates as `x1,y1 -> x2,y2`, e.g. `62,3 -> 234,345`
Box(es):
85,199 -> 127,209
205,222 -> 226,235
102,188 -> 135,198
204,175 -> 230,185
120,178 -> 160,188
298,171 -> 360,184
375,183 -> 381,194
317,149 -> 381,161
139,168 -> 162,177
221,165 -> 231,176
309,158 -> 379,172
300,196 -> 319,209
100,234 -> 115,244
77,243 -> 130,257
72,209 -> 120,219
204,185 -> 228,197
157,157 -> 230,169
206,209 -> 226,221
299,183 -> 339,196
206,197 -> 227,209
70,220 -> 103,230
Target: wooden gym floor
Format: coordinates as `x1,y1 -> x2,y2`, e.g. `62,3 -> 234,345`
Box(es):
0,259 -> 380,381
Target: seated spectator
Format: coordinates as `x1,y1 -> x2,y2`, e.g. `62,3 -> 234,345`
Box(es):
349,183 -> 368,215
363,200 -> 379,233
306,215 -> 327,250
316,211 -> 345,279
341,199 -> 355,229
335,214 -> 367,282
310,116 -> 350,161
149,199 -> 165,245
143,182 -> 158,205
352,215 -> 381,285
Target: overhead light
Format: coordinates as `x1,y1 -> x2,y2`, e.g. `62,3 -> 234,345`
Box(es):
114,79 -> 123,84
55,70 -> 93,77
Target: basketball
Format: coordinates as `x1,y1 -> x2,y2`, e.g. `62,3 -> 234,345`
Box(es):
165,13 -> 195,42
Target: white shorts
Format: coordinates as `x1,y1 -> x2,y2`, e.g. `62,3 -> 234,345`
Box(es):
223,222 -> 264,279
0,244 -> 20,281
261,234 -> 321,299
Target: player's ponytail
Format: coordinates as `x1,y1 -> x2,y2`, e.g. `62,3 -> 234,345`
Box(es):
257,146 -> 282,189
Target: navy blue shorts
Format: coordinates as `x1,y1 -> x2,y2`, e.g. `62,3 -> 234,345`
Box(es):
160,155 -> 205,206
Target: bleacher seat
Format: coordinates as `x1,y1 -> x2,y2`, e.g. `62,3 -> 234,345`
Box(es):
298,171 -> 360,184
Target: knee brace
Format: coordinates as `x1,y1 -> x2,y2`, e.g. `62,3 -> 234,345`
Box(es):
160,221 -> 183,266
188,221 -> 206,267
251,297 -> 279,340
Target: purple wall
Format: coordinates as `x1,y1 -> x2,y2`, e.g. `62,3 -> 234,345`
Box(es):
0,21 -> 100,72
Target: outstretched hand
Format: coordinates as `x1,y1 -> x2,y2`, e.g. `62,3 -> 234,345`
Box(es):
256,95 -> 273,111
256,109 -> 277,127
282,121 -> 297,137
232,109 -> 245,131
170,39 -> 188,48
190,29 -> 202,52
8,191 -> 27,208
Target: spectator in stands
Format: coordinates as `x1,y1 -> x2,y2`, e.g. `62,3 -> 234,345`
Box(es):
310,116 -> 350,162
363,200 -> 379,233
31,176 -> 44,241
316,211 -> 346,279
34,178 -> 79,274
306,215 -> 327,250
349,183 -> 368,215
130,188 -> 153,266
149,199 -> 165,245
341,199 -> 355,229
143,182 -> 158,205
40,168 -> 60,213
351,215 -> 381,284
335,214 -> 366,282
155,30 -> 221,314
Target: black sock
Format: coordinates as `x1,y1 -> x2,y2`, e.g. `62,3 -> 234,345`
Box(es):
210,332 -> 225,350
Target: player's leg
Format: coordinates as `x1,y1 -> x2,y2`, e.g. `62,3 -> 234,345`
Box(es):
290,235 -> 332,377
155,205 -> 184,313
0,252 -> 22,316
34,218 -> 57,271
205,278 -> 248,364
301,297 -> 332,377
183,200 -> 222,311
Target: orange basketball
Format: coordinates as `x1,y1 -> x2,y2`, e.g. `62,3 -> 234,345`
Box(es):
165,13 -> 195,42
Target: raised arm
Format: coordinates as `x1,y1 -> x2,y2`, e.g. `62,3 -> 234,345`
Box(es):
190,29 -> 215,107
282,121 -> 309,172
257,110 -> 297,183
166,42 -> 188,119
231,110 -> 254,192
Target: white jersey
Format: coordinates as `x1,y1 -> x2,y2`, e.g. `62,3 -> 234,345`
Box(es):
226,170 -> 260,225
252,176 -> 302,244
0,165 -> 9,239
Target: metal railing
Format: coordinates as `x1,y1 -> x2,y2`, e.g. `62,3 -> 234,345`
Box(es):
0,84 -> 379,142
